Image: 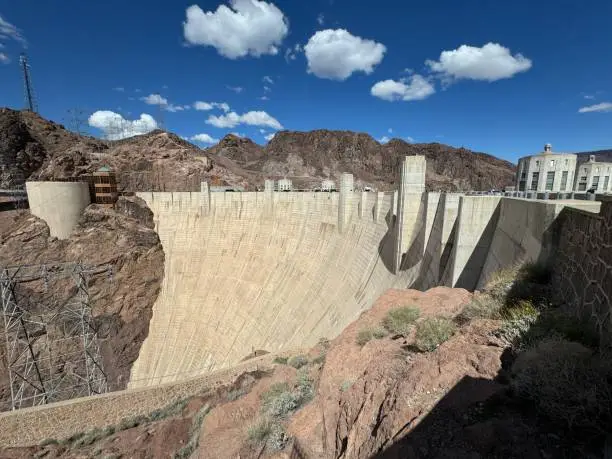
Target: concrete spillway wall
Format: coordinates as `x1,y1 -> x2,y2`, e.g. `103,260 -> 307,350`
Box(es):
128,157 -> 602,389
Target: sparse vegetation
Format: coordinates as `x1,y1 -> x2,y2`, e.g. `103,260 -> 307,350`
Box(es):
458,294 -> 503,320
414,317 -> 457,352
273,356 -> 288,365
248,417 -> 273,444
39,438 -> 59,447
356,326 -> 388,346
174,404 -> 211,459
510,339 -> 612,433
382,306 -> 420,336
288,355 -> 309,369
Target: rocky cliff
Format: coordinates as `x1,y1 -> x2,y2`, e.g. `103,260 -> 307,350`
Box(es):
0,197 -> 164,411
208,130 -> 518,192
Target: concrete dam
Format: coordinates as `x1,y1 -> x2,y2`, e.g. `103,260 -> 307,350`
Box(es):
125,156 -> 601,388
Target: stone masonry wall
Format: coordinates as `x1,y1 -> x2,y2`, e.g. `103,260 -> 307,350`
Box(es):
551,197 -> 612,344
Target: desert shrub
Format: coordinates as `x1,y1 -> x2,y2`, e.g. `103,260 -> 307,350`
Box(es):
495,300 -> 540,347
268,423 -> 289,451
383,306 -> 420,336
414,317 -> 457,352
459,294 -> 503,321
356,326 -> 388,346
265,390 -> 301,418
273,356 -> 288,365
288,355 -> 308,369
247,417 -> 273,444
484,265 -> 520,300
296,369 -> 315,403
118,414 -> 147,431
510,339 -> 612,433
318,337 -> 331,349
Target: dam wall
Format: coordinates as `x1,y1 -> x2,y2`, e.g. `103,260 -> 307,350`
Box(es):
127,156 -> 602,389
129,183 -> 424,388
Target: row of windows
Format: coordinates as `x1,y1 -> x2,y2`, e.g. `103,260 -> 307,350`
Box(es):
527,171 -> 611,191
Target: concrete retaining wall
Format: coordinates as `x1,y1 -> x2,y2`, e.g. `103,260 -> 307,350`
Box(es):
25,181 -> 91,239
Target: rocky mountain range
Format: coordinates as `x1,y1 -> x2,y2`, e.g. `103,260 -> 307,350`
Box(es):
1,108 -> 519,192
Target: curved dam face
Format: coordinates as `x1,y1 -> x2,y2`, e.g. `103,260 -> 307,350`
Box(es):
129,184 -> 421,388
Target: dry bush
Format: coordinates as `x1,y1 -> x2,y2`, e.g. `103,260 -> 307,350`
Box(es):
382,306 -> 420,336
356,326 -> 388,346
414,317 -> 457,352
288,355 -> 308,369
459,294 -> 503,320
510,339 -> 612,433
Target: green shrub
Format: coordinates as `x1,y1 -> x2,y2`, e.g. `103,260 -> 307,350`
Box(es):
296,369 -> 315,403
459,295 -> 503,320
414,317 -> 456,352
288,355 -> 308,369
383,306 -> 420,336
268,423 -> 289,451
247,417 -> 273,444
273,356 -> 288,365
356,326 -> 388,346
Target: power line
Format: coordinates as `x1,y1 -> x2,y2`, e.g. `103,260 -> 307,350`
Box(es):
19,53 -> 38,113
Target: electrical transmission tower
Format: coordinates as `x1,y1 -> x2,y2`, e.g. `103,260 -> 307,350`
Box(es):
0,262 -> 113,410
19,53 -> 38,113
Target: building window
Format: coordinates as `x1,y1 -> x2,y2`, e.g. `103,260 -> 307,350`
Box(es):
535,160 -> 540,168
520,172 -> 526,180
530,172 -> 539,191
592,176 -> 600,190
550,160 -> 555,168
565,159 -> 569,166
560,171 -> 568,190
604,176 -> 610,190
545,171 -> 555,190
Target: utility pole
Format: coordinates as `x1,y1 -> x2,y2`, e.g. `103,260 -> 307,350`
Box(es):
19,53 -> 37,113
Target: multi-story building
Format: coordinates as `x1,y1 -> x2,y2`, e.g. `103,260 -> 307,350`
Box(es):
516,144 -> 577,192
573,155 -> 612,192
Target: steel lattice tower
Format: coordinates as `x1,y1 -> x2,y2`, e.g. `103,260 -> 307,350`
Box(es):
19,53 -> 37,113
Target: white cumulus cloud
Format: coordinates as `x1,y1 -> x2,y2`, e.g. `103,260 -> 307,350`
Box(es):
371,75 -> 435,101
227,85 -> 244,93
304,29 -> 386,80
206,110 -> 282,129
88,111 -> 158,140
183,0 -> 289,59
189,133 -> 219,144
578,102 -> 612,113
317,13 -> 324,25
265,132 -> 275,141
379,136 -> 390,144
193,101 -> 231,112
0,52 -> 9,64
425,42 -> 532,82
141,93 -> 168,105
263,75 -> 274,84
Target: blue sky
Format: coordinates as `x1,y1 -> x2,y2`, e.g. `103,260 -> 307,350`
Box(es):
1,0 -> 611,163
